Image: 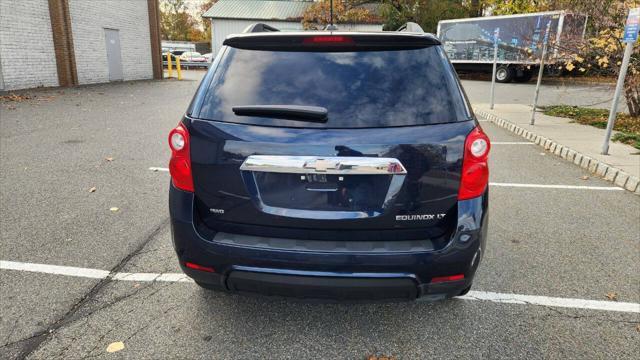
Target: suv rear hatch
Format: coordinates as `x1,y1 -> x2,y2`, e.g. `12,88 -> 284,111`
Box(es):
186,32 -> 476,245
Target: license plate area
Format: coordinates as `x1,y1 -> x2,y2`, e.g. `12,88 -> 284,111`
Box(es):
239,156 -> 407,219
254,172 -> 391,212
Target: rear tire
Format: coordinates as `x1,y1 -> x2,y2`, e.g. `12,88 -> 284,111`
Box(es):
195,281 -> 222,291
495,66 -> 514,83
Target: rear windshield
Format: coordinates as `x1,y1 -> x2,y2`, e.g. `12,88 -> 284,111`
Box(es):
198,46 -> 470,128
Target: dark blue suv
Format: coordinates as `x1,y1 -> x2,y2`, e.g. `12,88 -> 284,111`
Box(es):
168,24 -> 490,301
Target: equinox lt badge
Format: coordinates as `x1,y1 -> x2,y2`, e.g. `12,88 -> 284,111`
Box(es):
396,214 -> 446,221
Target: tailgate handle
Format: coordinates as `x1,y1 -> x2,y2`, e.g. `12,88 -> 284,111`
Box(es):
240,155 -> 407,175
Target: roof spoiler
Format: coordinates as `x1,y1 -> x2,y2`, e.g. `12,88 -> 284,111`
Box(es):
243,23 -> 280,33
397,22 -> 424,33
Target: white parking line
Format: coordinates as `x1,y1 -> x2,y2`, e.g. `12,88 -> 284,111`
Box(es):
2,260 -> 638,314
149,167 -> 169,172
460,291 -> 640,313
490,182 -> 623,191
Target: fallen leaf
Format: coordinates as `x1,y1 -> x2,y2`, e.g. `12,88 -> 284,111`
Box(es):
580,175 -> 589,180
0,93 -> 32,102
605,292 -> 618,301
110,207 -> 119,212
105,157 -> 114,162
88,187 -> 96,193
106,341 -> 125,353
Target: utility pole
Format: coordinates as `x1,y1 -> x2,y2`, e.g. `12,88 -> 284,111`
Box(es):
326,0 -> 338,30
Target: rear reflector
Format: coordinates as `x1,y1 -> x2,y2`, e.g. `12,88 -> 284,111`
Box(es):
303,36 -> 354,44
430,274 -> 464,283
185,262 -> 215,273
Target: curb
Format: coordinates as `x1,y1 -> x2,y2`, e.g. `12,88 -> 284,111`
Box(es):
476,110 -> 640,195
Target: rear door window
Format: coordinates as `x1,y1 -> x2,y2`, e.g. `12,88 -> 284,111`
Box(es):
198,46 -> 470,128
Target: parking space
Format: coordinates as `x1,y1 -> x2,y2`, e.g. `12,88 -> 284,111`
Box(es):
1,72 -> 638,359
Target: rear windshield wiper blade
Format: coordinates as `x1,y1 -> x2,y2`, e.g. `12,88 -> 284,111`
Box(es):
232,105 -> 328,123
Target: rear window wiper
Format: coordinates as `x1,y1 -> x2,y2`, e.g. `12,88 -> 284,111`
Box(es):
232,105 -> 328,123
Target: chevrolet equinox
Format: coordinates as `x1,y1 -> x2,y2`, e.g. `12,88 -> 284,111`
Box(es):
168,23 -> 490,301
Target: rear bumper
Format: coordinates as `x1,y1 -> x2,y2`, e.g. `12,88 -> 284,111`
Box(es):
170,184 -> 488,301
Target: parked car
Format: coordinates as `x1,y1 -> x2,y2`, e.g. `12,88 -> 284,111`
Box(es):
179,51 -> 207,62
162,52 -> 178,62
168,24 -> 490,301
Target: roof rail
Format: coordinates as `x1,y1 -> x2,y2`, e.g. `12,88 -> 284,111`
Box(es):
397,22 -> 424,33
243,23 -> 280,33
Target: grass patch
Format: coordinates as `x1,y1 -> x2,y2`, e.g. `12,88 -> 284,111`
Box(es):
543,105 -> 640,150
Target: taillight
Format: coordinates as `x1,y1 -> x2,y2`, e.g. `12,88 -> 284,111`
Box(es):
303,36 -> 354,44
168,123 -> 194,192
458,127 -> 490,200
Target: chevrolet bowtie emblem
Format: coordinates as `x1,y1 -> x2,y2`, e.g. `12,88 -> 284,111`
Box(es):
303,159 -> 340,172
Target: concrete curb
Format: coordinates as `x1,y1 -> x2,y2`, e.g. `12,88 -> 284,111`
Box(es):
476,110 -> 640,195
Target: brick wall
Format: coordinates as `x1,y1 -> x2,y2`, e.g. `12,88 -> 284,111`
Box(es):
0,0 -> 59,90
68,0 -> 153,84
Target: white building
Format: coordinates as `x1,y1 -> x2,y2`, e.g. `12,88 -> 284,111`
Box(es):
0,0 -> 162,91
203,0 -> 383,56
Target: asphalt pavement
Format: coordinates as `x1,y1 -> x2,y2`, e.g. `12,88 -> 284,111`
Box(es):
460,79 -> 627,112
1,72 -> 638,359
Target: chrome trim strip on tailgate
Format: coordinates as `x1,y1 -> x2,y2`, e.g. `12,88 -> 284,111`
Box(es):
240,155 -> 407,175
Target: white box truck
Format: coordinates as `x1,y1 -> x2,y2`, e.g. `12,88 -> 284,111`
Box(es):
437,11 -> 587,82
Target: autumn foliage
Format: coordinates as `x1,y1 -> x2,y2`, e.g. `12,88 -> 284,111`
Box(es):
302,0 -> 379,30
554,0 -> 640,116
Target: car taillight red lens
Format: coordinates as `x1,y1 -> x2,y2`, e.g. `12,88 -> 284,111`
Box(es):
185,262 -> 215,273
458,127 -> 490,200
168,123 -> 194,192
303,36 -> 354,44
430,274 -> 465,283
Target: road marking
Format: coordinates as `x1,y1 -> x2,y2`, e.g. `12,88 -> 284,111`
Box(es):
490,182 -> 623,191
0,260 -> 192,283
149,167 -> 169,172
1,260 -> 110,279
460,291 -> 640,313
491,142 -> 534,145
2,260 -> 639,314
